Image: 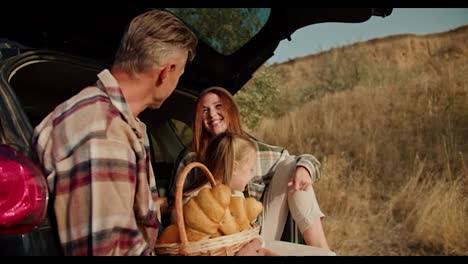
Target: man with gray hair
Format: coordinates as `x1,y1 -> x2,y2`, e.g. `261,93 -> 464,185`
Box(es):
32,9 -> 197,256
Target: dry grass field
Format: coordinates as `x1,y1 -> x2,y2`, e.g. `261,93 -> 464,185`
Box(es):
236,25 -> 468,255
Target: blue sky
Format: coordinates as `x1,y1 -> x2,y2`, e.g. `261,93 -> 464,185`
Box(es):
267,8 -> 468,65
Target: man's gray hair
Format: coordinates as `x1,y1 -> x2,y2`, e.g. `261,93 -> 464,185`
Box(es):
113,9 -> 198,74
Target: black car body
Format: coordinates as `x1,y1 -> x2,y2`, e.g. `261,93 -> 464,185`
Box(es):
0,8 -> 392,255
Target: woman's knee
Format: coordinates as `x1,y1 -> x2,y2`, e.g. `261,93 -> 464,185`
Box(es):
288,186 -> 324,232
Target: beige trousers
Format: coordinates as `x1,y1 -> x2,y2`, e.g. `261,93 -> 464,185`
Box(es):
260,156 -> 325,241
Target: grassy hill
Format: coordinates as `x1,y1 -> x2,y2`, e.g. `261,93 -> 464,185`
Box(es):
235,25 -> 468,255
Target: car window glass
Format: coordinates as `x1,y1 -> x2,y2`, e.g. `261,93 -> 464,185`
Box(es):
149,119 -> 192,195
150,133 -> 163,161
170,119 -> 192,149
149,119 -> 192,163
165,8 -> 271,55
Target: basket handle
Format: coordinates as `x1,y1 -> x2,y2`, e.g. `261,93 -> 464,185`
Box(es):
175,161 -> 217,255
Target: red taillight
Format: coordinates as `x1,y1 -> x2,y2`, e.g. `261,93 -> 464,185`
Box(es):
0,144 -> 48,235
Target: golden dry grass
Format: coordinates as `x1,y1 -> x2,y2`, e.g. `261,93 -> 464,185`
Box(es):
249,26 -> 468,255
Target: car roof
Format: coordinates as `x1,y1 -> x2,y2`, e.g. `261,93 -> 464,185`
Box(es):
0,8 -> 392,95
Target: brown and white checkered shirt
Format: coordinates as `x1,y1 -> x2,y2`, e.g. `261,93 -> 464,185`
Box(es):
32,69 -> 160,256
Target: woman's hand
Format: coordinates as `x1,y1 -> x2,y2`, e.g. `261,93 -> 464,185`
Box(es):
288,166 -> 312,192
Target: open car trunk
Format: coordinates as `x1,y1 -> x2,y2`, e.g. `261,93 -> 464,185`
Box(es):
1,8 -> 393,95
0,51 -> 194,255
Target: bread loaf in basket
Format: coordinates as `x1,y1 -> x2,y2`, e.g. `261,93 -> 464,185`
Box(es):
155,162 -> 262,256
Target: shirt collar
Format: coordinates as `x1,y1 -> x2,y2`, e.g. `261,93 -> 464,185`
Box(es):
96,69 -> 145,138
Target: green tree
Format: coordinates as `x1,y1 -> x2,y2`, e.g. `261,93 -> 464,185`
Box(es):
234,67 -> 280,130
166,8 -> 269,55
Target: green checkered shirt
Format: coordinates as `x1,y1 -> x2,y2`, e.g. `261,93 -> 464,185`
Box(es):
169,140 -> 321,203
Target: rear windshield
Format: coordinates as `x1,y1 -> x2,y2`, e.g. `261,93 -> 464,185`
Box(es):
165,8 -> 271,55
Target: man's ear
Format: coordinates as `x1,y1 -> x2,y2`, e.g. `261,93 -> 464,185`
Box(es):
155,64 -> 170,87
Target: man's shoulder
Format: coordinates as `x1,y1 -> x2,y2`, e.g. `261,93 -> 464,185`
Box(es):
49,85 -> 118,128
57,85 -> 109,115
34,85 -> 105,130
33,85 -> 122,158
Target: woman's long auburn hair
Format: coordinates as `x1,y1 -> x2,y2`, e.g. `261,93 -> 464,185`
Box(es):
192,87 -> 248,160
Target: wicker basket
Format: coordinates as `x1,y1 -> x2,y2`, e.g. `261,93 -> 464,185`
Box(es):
155,161 -> 261,256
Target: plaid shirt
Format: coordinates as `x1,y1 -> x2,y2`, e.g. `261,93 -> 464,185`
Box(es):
171,140 -> 321,202
32,69 -> 160,256
247,141 -> 321,201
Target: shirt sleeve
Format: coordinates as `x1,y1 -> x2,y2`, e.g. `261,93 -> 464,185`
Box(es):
275,148 -> 322,183
295,154 -> 322,183
53,137 -> 151,256
254,141 -> 321,185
